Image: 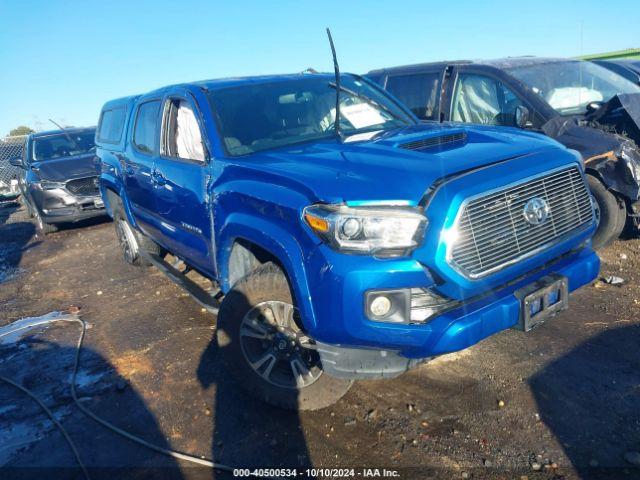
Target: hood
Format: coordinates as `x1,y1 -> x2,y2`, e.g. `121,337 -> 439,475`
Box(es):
541,94 -> 640,200
586,93 -> 640,146
32,153 -> 99,182
242,123 -> 565,204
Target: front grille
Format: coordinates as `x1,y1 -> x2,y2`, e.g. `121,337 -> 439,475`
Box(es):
66,176 -> 99,197
448,167 -> 594,278
399,132 -> 466,151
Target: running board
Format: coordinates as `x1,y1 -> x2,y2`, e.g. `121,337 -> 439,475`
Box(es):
139,251 -> 221,314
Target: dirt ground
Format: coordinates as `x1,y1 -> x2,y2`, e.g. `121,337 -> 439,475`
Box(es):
0,198 -> 639,480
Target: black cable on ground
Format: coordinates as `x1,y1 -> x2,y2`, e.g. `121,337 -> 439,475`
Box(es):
0,314 -> 235,479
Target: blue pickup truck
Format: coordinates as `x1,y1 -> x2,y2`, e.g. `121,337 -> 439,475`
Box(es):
96,73 -> 599,410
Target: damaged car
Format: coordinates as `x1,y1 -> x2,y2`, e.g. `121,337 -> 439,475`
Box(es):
368,58 -> 640,248
10,127 -> 106,234
97,72 -> 599,410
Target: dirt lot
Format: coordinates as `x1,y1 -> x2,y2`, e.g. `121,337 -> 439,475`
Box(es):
0,198 -> 639,480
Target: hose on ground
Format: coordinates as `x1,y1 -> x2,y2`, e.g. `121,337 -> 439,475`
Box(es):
0,314 -> 234,480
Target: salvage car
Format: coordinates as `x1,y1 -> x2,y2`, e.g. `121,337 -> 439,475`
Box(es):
368,58 -> 640,248
593,59 -> 640,86
97,73 -> 599,410
10,127 -> 106,234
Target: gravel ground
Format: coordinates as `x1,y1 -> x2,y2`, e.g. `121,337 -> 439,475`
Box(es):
0,198 -> 639,480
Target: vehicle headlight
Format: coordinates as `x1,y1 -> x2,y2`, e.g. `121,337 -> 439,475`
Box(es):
303,204 -> 427,257
34,180 -> 66,190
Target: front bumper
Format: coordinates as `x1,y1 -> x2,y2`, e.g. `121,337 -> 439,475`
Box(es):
306,245 -> 599,376
33,187 -> 106,223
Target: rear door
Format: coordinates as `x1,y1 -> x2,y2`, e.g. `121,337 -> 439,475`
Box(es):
152,88 -> 213,274
383,69 -> 446,121
124,99 -> 162,235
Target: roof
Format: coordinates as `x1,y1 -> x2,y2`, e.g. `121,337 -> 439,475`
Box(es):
141,72 -> 341,97
368,57 -> 581,75
31,126 -> 96,138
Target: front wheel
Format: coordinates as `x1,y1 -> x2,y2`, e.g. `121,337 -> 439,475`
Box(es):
33,207 -> 58,235
216,263 -> 352,410
587,175 -> 626,249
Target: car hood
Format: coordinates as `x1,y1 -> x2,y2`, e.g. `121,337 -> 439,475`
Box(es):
243,123 -> 565,204
541,93 -> 640,200
32,153 -> 98,182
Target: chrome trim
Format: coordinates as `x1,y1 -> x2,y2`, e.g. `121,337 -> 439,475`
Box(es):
445,166 -> 595,280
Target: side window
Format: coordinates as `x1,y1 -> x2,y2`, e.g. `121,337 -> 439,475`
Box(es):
451,73 -> 527,127
385,72 -> 441,120
97,107 -> 126,143
161,98 -> 205,162
133,101 -> 160,154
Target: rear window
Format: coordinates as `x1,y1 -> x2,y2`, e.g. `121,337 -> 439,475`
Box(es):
97,107 -> 126,143
385,72 -> 441,120
133,101 -> 161,154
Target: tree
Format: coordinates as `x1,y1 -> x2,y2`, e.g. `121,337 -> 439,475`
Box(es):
8,126 -> 34,136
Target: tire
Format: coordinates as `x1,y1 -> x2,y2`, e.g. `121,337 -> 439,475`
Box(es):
33,207 -> 58,235
216,263 -> 352,411
588,175 -> 626,249
111,198 -> 160,266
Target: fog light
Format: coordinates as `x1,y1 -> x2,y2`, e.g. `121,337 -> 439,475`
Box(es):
370,295 -> 392,317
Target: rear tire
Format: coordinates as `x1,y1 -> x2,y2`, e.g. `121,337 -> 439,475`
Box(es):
588,175 -> 626,249
216,263 -> 352,410
112,198 -> 160,266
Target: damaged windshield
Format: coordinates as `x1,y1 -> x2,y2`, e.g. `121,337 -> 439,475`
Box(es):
506,61 -> 640,116
33,131 -> 96,161
207,75 -> 415,156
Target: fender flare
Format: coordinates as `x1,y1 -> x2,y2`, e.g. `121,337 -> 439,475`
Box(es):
217,213 -> 318,331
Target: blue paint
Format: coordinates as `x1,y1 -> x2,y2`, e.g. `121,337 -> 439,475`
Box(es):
96,72 -> 599,360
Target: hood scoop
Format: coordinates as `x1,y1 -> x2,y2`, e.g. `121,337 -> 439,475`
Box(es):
398,131 -> 467,152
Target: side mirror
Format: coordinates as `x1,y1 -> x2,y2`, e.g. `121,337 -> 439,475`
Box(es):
9,157 -> 24,168
514,105 -> 532,129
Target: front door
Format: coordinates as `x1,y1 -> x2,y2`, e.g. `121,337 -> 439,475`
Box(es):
445,68 -> 536,128
124,99 -> 162,235
152,90 -> 213,275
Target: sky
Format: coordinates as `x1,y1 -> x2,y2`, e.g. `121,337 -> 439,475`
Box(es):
1,0 -> 638,136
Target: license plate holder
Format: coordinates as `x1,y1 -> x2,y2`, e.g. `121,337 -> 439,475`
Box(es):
514,274 -> 568,332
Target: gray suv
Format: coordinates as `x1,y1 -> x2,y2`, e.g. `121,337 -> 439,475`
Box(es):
10,127 -> 107,234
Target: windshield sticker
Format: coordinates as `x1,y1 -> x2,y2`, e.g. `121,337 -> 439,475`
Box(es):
341,103 -> 386,129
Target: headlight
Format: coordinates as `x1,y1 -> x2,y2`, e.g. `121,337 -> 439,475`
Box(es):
34,180 -> 66,190
303,204 -> 427,256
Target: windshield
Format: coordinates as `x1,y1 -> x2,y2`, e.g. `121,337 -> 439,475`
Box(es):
506,61 -> 640,116
33,131 -> 96,161
207,75 -> 416,156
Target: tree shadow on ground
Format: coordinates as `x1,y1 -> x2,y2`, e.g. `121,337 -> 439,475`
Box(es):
0,332 -> 185,479
0,200 -> 36,284
529,325 -> 640,479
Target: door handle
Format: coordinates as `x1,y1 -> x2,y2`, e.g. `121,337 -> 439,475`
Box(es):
152,171 -> 166,186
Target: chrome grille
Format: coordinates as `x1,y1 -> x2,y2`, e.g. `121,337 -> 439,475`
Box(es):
448,167 -> 594,278
66,176 -> 100,197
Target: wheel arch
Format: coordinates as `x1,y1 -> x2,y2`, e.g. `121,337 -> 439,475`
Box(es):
217,215 -> 318,331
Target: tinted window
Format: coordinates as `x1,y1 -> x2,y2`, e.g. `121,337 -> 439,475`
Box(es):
451,73 -> 527,127
133,101 -> 160,154
385,73 -> 441,120
97,107 -> 126,143
33,131 -> 96,161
